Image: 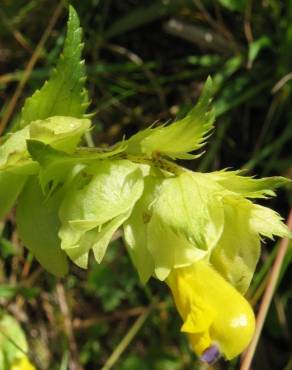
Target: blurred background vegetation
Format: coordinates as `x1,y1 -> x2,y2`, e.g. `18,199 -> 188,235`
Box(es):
0,0 -> 292,369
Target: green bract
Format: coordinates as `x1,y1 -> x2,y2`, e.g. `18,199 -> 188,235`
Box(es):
207,171 -> 290,293
26,140 -> 126,193
58,160 -> 144,268
125,77 -> 214,160
124,172 -> 224,282
124,170 -> 290,291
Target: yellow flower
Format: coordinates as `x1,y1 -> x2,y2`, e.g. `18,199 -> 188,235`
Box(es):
167,261 -> 255,362
10,357 -> 36,370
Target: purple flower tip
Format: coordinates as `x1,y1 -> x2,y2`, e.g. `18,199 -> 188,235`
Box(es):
200,345 -> 221,364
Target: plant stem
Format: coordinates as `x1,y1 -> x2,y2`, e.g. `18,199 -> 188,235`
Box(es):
123,153 -> 185,175
100,302 -> 154,370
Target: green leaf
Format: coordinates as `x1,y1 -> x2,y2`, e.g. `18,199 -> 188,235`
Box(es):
0,116 -> 90,174
0,285 -> 39,300
16,177 -> 68,277
0,127 -> 29,168
125,77 -> 215,159
218,0 -> 245,12
0,172 -> 27,219
29,116 -> 91,153
0,286 -> 21,300
0,130 -> 30,219
59,160 -> 144,267
0,115 -> 91,218
248,36 -> 271,66
0,312 -> 28,368
19,6 -> 89,128
0,127 -> 35,177
0,236 -> 16,258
